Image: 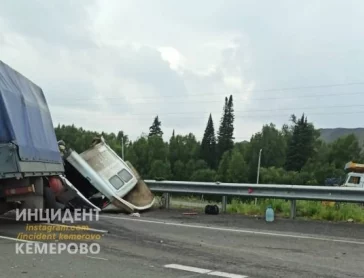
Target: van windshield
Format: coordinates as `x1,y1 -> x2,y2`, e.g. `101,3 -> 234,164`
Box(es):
344,174 -> 361,186
348,175 -> 361,184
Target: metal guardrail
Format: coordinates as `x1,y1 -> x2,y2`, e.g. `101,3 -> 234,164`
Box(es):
145,180 -> 364,219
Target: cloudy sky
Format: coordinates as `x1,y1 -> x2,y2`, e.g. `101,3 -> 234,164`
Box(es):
1,0 -> 364,141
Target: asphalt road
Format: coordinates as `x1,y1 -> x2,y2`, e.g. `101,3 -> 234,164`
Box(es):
1,209 -> 364,278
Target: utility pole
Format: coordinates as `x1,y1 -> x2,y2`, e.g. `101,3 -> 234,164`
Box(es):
255,148 -> 262,205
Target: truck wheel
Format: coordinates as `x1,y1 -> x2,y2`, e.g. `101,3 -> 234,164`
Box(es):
42,187 -> 61,223
44,187 -> 64,210
44,187 -> 56,208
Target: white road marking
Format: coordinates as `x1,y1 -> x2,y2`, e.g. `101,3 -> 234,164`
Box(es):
0,216 -> 16,221
164,264 -> 248,278
86,256 -> 108,261
208,271 -> 248,278
0,235 -> 42,244
100,214 -> 364,245
165,264 -> 210,274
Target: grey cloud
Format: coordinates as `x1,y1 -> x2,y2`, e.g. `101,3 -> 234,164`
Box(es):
115,46 -> 187,98
46,44 -> 189,128
0,0 -> 95,47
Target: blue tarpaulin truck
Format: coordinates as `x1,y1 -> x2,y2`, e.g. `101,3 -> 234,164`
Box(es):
0,60 -> 65,215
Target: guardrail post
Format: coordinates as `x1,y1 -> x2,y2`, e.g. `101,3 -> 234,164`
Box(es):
222,196 -> 227,213
165,193 -> 170,209
290,200 -> 296,219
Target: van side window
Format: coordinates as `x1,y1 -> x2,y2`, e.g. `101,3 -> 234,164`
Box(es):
118,169 -> 133,182
348,176 -> 361,184
109,175 -> 125,189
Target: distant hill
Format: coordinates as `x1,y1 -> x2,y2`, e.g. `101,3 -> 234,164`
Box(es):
319,128 -> 364,146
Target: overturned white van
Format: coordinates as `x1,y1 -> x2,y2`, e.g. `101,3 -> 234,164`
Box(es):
63,137 -> 155,213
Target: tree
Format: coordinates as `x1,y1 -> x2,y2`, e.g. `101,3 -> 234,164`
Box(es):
194,159 -> 209,171
302,161 -> 343,185
260,167 -> 299,185
285,114 -> 317,171
147,135 -> 168,165
227,147 -> 248,183
55,124 -> 101,152
149,115 -> 163,137
185,159 -> 197,179
200,114 -> 217,168
216,151 -> 231,182
246,123 -> 287,180
234,141 -> 250,157
328,134 -> 362,168
124,142 -> 138,168
169,129 -> 179,168
129,136 -> 149,176
173,160 -> 186,180
217,95 -> 235,161
174,133 -> 200,163
55,116 -> 363,187
148,160 -> 172,179
226,95 -> 235,141
191,169 -> 216,182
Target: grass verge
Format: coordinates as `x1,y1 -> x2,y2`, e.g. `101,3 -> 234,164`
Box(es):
228,199 -> 364,222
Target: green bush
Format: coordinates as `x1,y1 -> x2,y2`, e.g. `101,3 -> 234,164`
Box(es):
227,199 -> 364,222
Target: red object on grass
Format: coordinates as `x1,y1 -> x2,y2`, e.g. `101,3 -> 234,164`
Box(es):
182,212 -> 198,215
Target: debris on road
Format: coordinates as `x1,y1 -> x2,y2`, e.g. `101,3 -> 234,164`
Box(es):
182,212 -> 198,216
205,204 -> 219,215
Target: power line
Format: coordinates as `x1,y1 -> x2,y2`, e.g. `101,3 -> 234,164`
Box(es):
49,91 -> 364,105
52,109 -> 364,121
78,103 -> 364,117
49,81 -> 364,101
50,103 -> 364,119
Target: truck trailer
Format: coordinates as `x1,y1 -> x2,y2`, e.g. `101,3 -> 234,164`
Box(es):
0,60 -> 65,215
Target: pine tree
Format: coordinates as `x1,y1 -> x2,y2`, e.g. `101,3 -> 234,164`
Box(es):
200,114 -> 217,169
217,97 -> 228,160
285,114 -> 316,171
149,116 -> 163,137
169,129 -> 179,169
217,95 -> 235,161
226,95 -> 235,145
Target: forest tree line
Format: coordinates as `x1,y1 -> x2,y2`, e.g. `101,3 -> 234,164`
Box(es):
55,95 -> 363,185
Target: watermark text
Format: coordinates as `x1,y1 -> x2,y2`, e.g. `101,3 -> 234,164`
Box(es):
15,208 -> 99,223
15,242 -> 101,255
